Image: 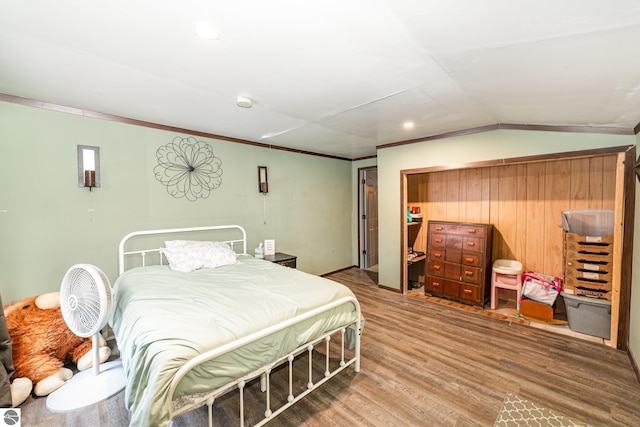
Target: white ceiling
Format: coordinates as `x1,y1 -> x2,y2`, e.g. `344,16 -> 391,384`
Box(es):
1,1 -> 640,159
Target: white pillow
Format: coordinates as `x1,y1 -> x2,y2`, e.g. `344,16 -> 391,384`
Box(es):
205,241 -> 239,268
161,247 -> 205,272
163,240 -> 238,271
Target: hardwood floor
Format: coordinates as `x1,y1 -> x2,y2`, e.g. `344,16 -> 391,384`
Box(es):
20,268 -> 640,426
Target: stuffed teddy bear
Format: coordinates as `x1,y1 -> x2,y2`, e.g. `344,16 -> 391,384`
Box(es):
3,292 -> 111,399
1,292 -> 31,408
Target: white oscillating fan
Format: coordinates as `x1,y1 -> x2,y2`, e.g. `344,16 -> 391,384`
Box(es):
46,264 -> 125,412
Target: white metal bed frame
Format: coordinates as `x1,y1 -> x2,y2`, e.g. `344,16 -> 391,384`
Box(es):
117,224 -> 362,427
118,224 -> 248,275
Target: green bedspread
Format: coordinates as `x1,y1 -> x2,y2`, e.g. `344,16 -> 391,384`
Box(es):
110,255 -> 361,427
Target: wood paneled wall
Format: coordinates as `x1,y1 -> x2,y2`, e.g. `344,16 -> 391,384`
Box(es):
407,155 -> 617,278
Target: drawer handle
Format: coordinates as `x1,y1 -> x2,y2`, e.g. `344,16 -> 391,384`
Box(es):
436,226 -> 443,231
434,253 -> 442,258
465,257 -> 474,263
463,289 -> 472,294
432,282 -> 440,288
467,228 -> 476,234
467,242 -> 475,247
464,271 -> 473,276
435,238 -> 443,243
433,265 -> 441,270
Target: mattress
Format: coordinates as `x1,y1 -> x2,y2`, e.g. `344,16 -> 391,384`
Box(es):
110,255 -> 360,426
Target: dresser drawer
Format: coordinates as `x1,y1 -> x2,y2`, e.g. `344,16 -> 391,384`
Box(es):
460,283 -> 480,303
429,223 -> 450,234
463,237 -> 483,253
443,280 -> 460,299
445,234 -> 462,250
430,234 -> 447,249
460,266 -> 481,284
429,222 -> 486,237
442,280 -> 481,303
426,276 -> 444,296
444,249 -> 462,263
427,260 -> 444,277
428,249 -> 445,261
457,225 -> 485,237
461,253 -> 481,267
444,263 -> 461,281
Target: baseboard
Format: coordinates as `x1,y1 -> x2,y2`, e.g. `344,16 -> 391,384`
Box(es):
321,265 -> 358,277
628,346 -> 640,385
377,284 -> 402,293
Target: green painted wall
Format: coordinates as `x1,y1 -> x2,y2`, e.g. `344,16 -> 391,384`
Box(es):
0,101 -> 353,303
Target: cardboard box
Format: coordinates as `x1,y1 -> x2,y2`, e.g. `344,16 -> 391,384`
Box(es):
520,299 -> 555,322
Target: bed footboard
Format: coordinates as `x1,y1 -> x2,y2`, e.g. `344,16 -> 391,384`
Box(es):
168,296 -> 362,427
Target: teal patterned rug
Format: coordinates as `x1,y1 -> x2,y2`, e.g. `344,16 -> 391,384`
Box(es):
493,392 -> 587,427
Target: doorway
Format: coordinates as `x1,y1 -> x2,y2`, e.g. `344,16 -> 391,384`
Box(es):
359,167 -> 378,271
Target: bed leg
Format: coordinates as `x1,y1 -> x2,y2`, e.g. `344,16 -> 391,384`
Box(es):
325,336 -> 331,377
260,373 -> 267,392
340,328 -> 346,367
264,369 -> 272,418
238,380 -> 246,427
287,354 -> 294,403
355,325 -> 361,373
207,396 -> 215,427
307,345 -> 314,389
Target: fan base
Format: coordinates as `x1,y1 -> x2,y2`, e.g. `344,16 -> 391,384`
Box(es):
46,360 -> 125,412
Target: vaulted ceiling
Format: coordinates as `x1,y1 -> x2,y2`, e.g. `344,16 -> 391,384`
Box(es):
1,1 -> 639,159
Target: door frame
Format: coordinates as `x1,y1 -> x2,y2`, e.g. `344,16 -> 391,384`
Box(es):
358,166 -> 378,269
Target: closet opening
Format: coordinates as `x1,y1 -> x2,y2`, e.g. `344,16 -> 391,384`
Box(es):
400,145 -> 635,350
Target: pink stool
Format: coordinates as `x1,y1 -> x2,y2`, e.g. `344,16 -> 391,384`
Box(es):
490,260 -> 523,310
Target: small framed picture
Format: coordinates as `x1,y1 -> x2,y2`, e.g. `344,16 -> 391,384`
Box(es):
264,239 -> 276,256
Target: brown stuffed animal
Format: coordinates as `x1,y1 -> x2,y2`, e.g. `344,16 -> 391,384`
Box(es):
4,292 -> 111,397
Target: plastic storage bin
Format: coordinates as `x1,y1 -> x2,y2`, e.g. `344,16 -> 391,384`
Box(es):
561,292 -> 611,339
561,210 -> 614,237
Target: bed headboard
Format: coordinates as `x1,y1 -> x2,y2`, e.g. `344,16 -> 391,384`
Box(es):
118,224 -> 247,275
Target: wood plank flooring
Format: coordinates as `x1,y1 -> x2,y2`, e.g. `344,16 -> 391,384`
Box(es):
20,267 -> 640,426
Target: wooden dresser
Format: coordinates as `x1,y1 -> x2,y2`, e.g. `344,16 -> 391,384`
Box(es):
425,220 -> 493,307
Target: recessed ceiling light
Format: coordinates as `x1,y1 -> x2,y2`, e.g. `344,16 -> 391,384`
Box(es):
194,22 -> 219,40
403,121 -> 414,129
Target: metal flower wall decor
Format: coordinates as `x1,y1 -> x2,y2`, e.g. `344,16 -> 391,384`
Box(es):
154,136 -> 223,201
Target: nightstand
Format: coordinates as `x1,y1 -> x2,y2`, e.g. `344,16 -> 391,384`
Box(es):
264,252 -> 297,268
